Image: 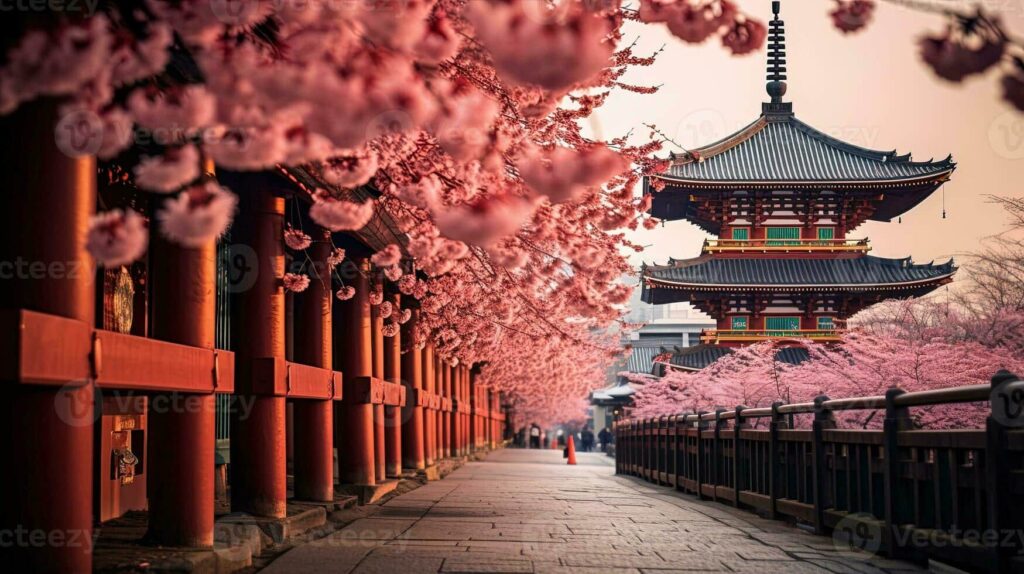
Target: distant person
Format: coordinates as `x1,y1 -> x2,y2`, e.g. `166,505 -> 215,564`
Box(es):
556,428 -> 565,447
529,423 -> 541,449
581,428 -> 595,452
598,427 -> 612,453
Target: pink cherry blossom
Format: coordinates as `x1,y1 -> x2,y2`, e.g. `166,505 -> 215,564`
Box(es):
721,17 -> 767,55
368,290 -> 384,306
128,84 -> 216,136
134,145 -> 201,193
434,193 -> 538,245
335,286 -> 356,301
309,194 -> 374,232
519,145 -> 626,204
830,0 -> 875,34
327,247 -> 346,268
86,209 -> 149,267
322,149 -> 379,188
371,244 -> 402,267
156,181 -> 238,247
283,272 -> 311,293
415,10 -> 461,65
110,23 -> 174,87
284,225 -> 312,250
468,0 -> 615,91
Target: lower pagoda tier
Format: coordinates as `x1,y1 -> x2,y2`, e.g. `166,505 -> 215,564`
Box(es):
641,254 -> 955,345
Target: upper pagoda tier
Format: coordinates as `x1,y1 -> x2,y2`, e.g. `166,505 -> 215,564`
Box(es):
646,115 -> 955,235
645,2 -> 955,237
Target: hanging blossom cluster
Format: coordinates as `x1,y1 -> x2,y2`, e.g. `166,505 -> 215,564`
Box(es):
0,0 -> 761,427
635,0 -> 766,55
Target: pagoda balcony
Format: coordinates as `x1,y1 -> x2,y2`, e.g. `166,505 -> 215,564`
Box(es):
702,238 -> 870,254
700,328 -> 843,344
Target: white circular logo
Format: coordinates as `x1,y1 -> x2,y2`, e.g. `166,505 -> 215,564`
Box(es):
988,110 -> 1024,160
54,109 -> 104,158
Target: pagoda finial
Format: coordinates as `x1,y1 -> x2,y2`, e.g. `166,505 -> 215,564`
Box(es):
763,1 -> 793,116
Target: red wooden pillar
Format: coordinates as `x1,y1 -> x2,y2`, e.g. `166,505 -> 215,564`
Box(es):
441,357 -> 451,458
463,368 -> 471,454
423,343 -> 436,466
459,366 -> 468,455
383,294 -> 402,477
336,257 -> 376,485
400,310 -> 425,470
0,102 -> 95,572
470,374 -> 479,451
147,187 -> 217,546
371,298 -> 386,481
232,190 -> 287,518
493,391 -> 502,448
291,229 -> 334,502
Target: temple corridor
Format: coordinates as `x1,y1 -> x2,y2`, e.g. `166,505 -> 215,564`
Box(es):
262,449 -> 925,573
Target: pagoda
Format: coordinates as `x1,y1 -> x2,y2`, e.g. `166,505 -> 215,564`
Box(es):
641,1 -> 956,367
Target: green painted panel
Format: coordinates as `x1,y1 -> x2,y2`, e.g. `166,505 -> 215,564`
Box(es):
765,316 -> 800,331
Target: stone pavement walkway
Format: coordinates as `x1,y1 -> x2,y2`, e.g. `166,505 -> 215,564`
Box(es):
262,449 -> 929,573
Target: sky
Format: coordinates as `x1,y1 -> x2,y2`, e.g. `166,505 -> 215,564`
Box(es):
595,1 -> 1024,282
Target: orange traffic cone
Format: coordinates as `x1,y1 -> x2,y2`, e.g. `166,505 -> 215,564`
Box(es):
566,436 -> 577,465
551,437 -> 559,449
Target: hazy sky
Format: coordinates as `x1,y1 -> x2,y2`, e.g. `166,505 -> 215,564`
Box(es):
596,1 -> 1024,280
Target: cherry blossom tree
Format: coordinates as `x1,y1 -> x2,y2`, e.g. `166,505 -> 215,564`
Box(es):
2,0 -> 696,426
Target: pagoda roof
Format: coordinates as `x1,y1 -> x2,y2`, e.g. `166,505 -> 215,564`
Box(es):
643,255 -> 955,293
625,344 -> 666,374
668,344 -> 733,371
660,114 -> 954,186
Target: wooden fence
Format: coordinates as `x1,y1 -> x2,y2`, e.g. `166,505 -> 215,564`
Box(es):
615,371 -> 1024,573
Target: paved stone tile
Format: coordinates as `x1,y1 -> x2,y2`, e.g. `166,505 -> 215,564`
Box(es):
262,450 -> 926,573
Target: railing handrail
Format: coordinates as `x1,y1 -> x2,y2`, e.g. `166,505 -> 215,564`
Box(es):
627,383 -> 995,424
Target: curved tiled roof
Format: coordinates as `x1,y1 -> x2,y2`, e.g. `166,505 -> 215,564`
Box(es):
669,345 -> 734,371
664,116 -> 954,184
626,345 -> 663,374
644,255 -> 955,289
666,344 -> 810,372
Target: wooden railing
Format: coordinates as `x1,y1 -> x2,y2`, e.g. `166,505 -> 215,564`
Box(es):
615,371 -> 1024,573
701,328 -> 842,343
703,238 -> 871,253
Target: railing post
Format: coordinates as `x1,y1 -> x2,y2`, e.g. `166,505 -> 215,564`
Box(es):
670,414 -> 679,489
663,413 -> 671,484
733,406 -> 746,508
768,401 -> 785,520
695,411 -> 708,500
812,395 -> 835,535
883,388 -> 912,559
986,370 -> 1020,573
712,408 -> 726,502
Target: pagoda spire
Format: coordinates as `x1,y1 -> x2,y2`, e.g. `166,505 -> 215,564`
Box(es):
763,1 -> 793,116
